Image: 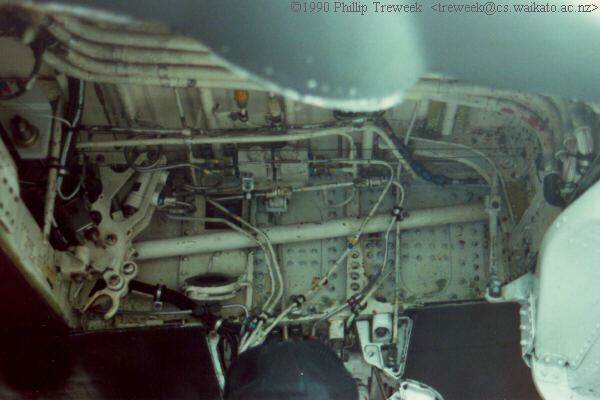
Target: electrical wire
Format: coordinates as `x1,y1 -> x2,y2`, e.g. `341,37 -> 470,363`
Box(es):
57,79 -> 85,200
310,302 -> 350,336
241,159 -> 396,351
161,213 -> 279,315
0,38 -> 45,101
117,309 -> 194,316
123,143 -> 200,173
221,304 -> 250,319
407,136 -> 514,222
205,199 -> 284,314
157,200 -> 196,215
345,217 -> 396,328
403,102 -> 420,146
163,209 -> 283,351
321,186 -> 356,208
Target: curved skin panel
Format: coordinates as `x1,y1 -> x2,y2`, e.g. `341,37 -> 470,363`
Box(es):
535,180 -> 600,397
44,0 -> 600,111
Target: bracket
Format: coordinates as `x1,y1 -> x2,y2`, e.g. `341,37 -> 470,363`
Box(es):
357,316 -> 413,379
347,243 -> 368,297
81,156 -> 167,319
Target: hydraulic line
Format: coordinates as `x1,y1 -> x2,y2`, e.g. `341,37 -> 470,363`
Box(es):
240,160 -> 395,351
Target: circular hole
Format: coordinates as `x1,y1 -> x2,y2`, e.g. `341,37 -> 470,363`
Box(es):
105,233 -> 118,246
374,327 -> 389,338
350,272 -> 360,280
122,262 -> 136,275
108,274 -> 121,287
350,283 -> 360,291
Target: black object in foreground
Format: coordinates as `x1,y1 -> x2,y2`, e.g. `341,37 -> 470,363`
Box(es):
224,340 -> 358,400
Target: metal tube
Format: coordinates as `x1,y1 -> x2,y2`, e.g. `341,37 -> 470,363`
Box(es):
362,130 -> 374,160
406,80 -> 561,172
134,203 -> 487,260
75,125 -> 357,158
42,101 -> 63,242
441,102 -> 458,136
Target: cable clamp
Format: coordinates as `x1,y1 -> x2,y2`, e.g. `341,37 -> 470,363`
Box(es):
291,295 -> 306,308
392,206 -> 407,221
347,295 -> 365,315
153,284 -> 164,311
257,312 -> 270,324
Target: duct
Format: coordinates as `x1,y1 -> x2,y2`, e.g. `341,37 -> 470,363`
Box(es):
46,22 -> 221,67
133,203 -> 487,260
42,52 -> 262,91
55,15 -> 209,53
55,47 -> 244,82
